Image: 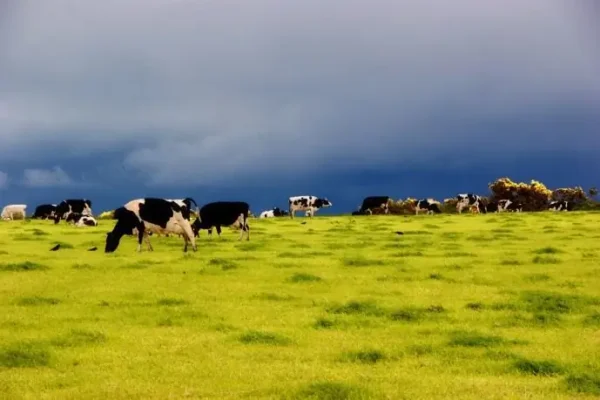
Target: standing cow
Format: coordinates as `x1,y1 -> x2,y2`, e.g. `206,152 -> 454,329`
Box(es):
415,199 -> 441,215
54,199 -> 93,224
1,204 -> 27,220
191,201 -> 250,240
357,196 -> 391,215
32,204 -> 57,219
456,194 -> 482,214
105,198 -> 196,253
288,196 -> 332,219
549,200 -> 573,212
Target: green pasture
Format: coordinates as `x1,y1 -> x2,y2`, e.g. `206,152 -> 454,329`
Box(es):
0,212 -> 599,399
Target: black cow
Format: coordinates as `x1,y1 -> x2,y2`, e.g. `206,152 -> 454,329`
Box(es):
191,201 -> 250,240
105,198 -> 196,253
32,204 -> 57,219
54,199 -> 93,224
357,196 -> 391,215
415,199 -> 442,215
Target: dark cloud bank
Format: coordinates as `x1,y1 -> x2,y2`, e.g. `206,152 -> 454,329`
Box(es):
0,0 -> 598,212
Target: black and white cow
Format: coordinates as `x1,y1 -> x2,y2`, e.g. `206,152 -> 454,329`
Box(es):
54,199 -> 93,224
66,213 -> 98,227
549,200 -> 573,212
288,196 -> 332,219
504,200 -> 523,212
191,201 -> 250,240
259,207 -> 288,218
456,194 -> 481,214
166,198 -> 199,219
357,196 -> 391,215
415,199 -> 441,215
32,204 -> 57,219
105,198 -> 196,253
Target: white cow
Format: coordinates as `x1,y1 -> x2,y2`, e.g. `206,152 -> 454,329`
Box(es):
288,196 -> 332,219
1,204 -> 27,220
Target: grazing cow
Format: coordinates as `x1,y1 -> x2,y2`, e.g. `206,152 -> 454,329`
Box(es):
259,207 -> 288,218
105,198 -> 196,253
66,213 -> 98,227
32,204 -> 57,219
54,199 -> 93,224
358,196 -> 391,215
414,199 -> 441,215
166,198 -> 199,219
1,204 -> 27,220
456,194 -> 481,214
288,196 -> 332,219
191,201 -> 250,240
549,200 -> 573,212
505,201 -> 523,212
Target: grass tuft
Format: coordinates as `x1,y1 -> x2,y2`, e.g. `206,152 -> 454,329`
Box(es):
156,298 -> 188,306
448,331 -> 506,348
512,358 -> 563,376
288,382 -> 370,400
288,272 -> 322,283
564,372 -> 600,395
339,349 -> 386,364
0,342 -> 52,368
238,330 -> 290,345
17,296 -> 61,306
0,261 -> 49,271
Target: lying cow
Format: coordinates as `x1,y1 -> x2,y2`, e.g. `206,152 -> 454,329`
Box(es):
66,213 -> 98,227
456,194 -> 481,214
549,200 -> 573,212
191,201 -> 250,240
259,207 -> 288,218
357,196 -> 391,215
415,199 -> 441,215
54,199 -> 93,224
32,204 -> 57,219
1,204 -> 27,220
105,198 -> 196,253
288,196 -> 332,219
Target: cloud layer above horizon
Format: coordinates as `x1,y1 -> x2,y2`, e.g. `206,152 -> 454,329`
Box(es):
1,0 -> 599,190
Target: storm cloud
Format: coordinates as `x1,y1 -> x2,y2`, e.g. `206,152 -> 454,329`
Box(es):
1,0 -> 599,189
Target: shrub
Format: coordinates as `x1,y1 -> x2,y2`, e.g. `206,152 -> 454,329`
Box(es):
488,177 -> 552,211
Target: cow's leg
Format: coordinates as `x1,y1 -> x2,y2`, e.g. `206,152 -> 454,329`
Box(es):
245,222 -> 250,241
137,224 -> 145,252
216,226 -> 222,237
144,233 -> 154,251
289,207 -> 295,219
415,208 -> 420,215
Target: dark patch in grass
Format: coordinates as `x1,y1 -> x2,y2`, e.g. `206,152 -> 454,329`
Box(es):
444,251 -> 476,258
339,349 -> 386,364
0,341 -> 52,368
520,291 -> 599,314
423,224 -> 440,229
532,255 -> 562,264
466,302 -> 484,311
491,228 -> 513,233
523,273 -> 552,283
72,263 -> 93,269
327,300 -> 385,317
391,250 -> 424,257
583,312 -> 600,326
403,230 -> 433,235
500,259 -> 522,266
313,318 -> 336,329
390,305 -> 446,322
208,258 -> 238,270
253,293 -> 296,301
512,358 -> 563,376
426,305 -> 447,313
289,382 -> 370,400
564,373 -> 600,395
157,317 -> 183,327
448,331 -> 506,348
342,257 -> 386,267
466,234 -> 492,242
489,302 -> 519,311
0,261 -> 49,271
533,246 -> 564,254
238,330 -> 290,345
429,273 -> 444,280
156,298 -> 188,306
29,228 -> 49,236
50,330 -> 106,347
279,251 -> 333,259
52,241 -> 74,249
486,350 -> 519,361
288,273 -> 322,283
440,232 -> 462,239
123,260 -> 161,269
235,242 -> 264,252
406,344 -> 435,356
17,296 -> 61,306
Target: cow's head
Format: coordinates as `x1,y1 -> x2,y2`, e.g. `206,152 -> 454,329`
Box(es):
318,198 -> 332,208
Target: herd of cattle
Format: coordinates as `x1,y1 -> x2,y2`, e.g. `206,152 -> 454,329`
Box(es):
0,193 -> 574,254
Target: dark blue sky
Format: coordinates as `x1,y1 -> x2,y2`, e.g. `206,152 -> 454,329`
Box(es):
0,0 -> 599,214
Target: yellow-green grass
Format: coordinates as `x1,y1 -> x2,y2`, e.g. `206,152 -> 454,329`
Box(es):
1,212 -> 600,399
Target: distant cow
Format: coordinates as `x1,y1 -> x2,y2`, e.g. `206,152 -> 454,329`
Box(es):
54,199 -> 93,224
191,201 -> 250,240
415,199 -> 441,215
166,198 -> 199,219
505,200 -> 523,212
456,194 -> 481,214
66,213 -> 98,227
105,198 -> 196,253
549,200 -> 573,212
288,196 -> 332,219
1,204 -> 27,220
358,196 -> 391,215
259,207 -> 288,218
32,204 -> 57,219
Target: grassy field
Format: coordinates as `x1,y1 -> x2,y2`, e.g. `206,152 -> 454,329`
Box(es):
1,212 -> 600,399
